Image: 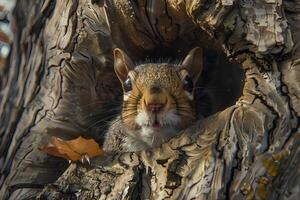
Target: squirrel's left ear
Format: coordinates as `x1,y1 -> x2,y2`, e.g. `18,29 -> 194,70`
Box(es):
182,47 -> 203,83
113,48 -> 134,82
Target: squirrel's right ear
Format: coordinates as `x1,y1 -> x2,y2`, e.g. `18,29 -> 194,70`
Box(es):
113,48 -> 134,82
182,47 -> 203,83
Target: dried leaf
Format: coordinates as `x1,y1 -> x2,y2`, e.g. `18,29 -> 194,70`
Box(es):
0,31 -> 10,43
39,136 -> 104,161
0,58 -> 6,70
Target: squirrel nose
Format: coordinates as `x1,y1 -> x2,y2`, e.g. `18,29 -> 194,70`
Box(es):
147,103 -> 164,114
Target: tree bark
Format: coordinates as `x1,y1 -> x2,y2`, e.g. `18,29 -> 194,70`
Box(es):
1,0 -> 299,199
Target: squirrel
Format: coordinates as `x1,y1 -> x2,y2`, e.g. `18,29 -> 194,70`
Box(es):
103,47 -> 203,153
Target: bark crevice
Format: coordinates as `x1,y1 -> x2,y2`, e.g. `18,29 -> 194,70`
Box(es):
0,0 -> 300,199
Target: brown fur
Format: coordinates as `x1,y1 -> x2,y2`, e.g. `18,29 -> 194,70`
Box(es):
103,47 -> 202,153
122,64 -> 195,129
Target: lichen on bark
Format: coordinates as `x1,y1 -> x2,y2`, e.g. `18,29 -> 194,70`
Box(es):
1,0 -> 300,199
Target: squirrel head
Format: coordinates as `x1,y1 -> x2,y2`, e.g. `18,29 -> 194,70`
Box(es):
113,47 -> 203,148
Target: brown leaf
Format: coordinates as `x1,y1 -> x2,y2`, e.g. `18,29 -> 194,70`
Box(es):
0,31 -> 10,43
39,136 -> 104,161
0,58 -> 6,70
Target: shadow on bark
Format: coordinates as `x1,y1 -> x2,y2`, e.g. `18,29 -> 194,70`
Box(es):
0,0 -> 299,199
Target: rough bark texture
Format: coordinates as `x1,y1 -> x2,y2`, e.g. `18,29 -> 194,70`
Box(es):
1,0 -> 299,199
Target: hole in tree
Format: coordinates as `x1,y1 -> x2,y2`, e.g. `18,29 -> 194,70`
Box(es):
196,48 -> 245,117
93,43 -> 245,142
140,45 -> 245,118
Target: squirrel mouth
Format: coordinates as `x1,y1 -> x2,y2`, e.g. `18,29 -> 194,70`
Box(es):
152,116 -> 161,129
152,121 -> 161,129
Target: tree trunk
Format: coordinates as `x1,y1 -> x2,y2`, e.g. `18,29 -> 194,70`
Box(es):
1,0 -> 299,199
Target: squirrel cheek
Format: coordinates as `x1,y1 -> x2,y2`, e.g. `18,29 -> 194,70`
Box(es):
123,93 -> 130,101
140,96 -> 147,111
184,91 -> 193,100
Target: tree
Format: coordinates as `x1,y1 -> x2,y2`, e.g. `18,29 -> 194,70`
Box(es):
0,0 -> 299,199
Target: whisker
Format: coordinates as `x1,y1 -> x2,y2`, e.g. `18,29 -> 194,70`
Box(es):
125,93 -> 141,100
84,116 -> 118,128
177,112 -> 195,118
83,105 -> 138,124
193,87 -> 227,92
80,108 -> 121,120
175,96 -> 192,101
121,112 -> 138,120
123,104 -> 138,108
176,108 -> 194,114
176,105 -> 192,108
79,101 -> 121,109
176,109 -> 193,114
85,113 -> 121,129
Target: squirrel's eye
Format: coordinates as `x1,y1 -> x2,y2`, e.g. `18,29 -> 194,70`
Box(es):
183,75 -> 193,93
124,78 -> 132,92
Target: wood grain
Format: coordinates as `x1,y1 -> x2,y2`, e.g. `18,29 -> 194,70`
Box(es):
2,0 -> 298,199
